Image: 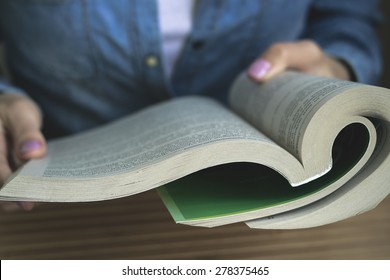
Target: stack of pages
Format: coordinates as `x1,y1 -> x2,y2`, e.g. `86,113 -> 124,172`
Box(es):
1,72 -> 390,229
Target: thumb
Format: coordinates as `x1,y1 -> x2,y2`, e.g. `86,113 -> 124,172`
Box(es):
18,138 -> 46,162
247,40 -> 324,82
13,111 -> 46,162
4,96 -> 46,162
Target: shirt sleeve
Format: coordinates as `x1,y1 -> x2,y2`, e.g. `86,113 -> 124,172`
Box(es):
303,0 -> 382,84
0,76 -> 27,95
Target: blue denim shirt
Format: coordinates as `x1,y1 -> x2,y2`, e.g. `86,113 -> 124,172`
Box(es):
0,0 -> 382,138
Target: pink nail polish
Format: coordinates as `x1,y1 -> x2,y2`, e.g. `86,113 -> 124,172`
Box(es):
248,59 -> 271,79
20,140 -> 42,154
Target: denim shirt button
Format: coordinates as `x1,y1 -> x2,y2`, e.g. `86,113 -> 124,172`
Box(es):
192,40 -> 205,50
144,55 -> 159,68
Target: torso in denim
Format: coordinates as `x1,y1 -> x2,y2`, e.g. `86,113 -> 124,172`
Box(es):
0,0 -> 381,138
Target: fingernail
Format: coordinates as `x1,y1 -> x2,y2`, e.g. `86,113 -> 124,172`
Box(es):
247,59 -> 271,79
20,140 -> 42,155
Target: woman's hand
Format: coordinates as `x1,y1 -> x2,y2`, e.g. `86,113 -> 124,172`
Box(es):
247,40 -> 351,82
0,93 -> 46,211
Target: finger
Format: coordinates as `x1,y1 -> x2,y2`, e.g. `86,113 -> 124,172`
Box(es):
247,40 -> 324,82
0,122 -> 28,210
0,201 -> 35,212
18,201 -> 35,211
0,120 -> 12,184
0,201 -> 20,212
0,123 -> 35,211
0,201 -> 36,212
5,98 -> 46,161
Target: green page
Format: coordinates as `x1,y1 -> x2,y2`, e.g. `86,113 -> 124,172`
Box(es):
158,123 -> 370,223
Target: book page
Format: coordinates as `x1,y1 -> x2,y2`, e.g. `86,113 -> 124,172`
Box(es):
21,97 -> 270,179
229,72 -> 359,160
159,119 -> 376,227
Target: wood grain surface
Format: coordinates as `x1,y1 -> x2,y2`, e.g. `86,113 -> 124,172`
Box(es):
0,191 -> 389,260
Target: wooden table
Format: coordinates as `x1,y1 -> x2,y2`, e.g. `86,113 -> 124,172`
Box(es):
1,191 -> 389,259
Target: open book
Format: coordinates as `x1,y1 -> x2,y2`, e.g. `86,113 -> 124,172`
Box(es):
1,72 -> 389,229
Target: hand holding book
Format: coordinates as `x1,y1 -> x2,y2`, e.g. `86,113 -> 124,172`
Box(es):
1,71 -> 389,230
247,40 -> 351,82
0,93 -> 45,211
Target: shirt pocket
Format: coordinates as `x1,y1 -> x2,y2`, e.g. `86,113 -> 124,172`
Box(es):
2,0 -> 96,80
